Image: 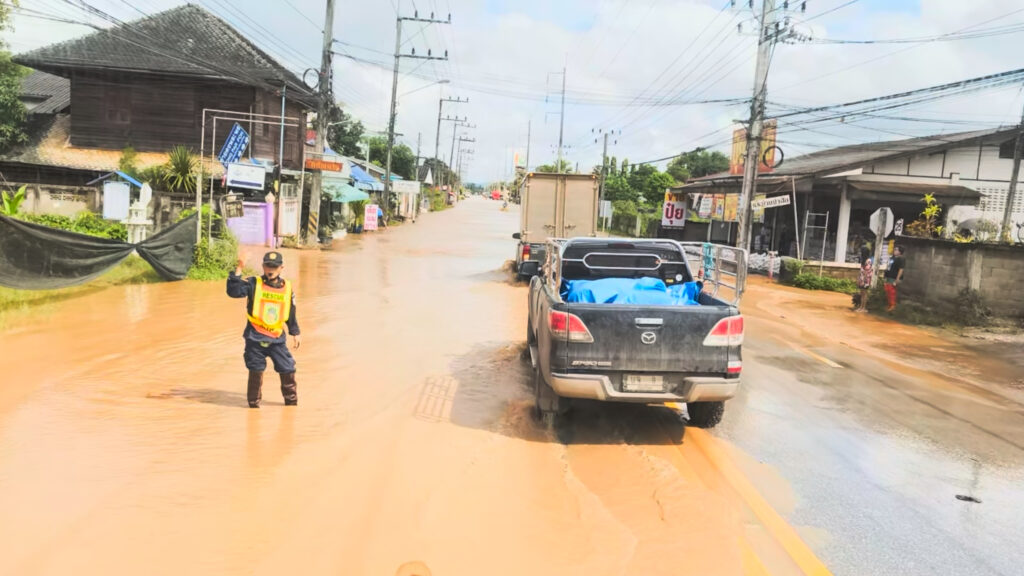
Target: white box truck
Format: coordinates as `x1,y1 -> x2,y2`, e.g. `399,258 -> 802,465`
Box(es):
513,172 -> 599,279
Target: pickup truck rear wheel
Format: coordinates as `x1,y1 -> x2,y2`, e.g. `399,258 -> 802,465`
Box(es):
533,365 -> 569,425
686,401 -> 725,429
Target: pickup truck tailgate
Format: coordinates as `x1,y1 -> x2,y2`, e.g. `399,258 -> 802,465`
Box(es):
566,303 -> 736,374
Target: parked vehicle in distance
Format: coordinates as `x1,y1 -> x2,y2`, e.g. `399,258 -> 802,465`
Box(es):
513,172 -> 599,280
526,237 -> 746,429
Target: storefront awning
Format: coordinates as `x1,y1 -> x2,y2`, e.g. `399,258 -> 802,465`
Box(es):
847,181 -> 981,206
323,177 -> 370,203
351,165 -> 384,191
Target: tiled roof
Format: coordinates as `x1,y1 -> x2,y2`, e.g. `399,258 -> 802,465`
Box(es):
14,4 -> 315,106
0,114 -> 223,177
19,70 -> 70,115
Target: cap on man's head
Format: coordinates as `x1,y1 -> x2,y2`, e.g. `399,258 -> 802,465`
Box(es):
262,251 -> 284,267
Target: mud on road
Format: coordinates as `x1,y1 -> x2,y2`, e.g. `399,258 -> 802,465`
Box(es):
6,198 -> 1021,576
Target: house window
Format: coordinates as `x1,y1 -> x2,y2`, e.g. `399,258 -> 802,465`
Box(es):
105,87 -> 131,124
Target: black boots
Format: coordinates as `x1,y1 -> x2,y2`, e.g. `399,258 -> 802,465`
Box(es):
280,372 -> 298,406
247,370 -> 263,408
247,371 -> 297,407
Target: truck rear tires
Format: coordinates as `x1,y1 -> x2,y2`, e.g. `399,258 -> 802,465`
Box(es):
686,401 -> 725,429
533,365 -> 570,427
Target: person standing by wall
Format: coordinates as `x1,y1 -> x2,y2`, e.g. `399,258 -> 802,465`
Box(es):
227,251 -> 302,408
883,245 -> 906,312
855,257 -> 873,313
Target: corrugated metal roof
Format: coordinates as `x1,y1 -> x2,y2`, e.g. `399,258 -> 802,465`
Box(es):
14,4 -> 315,106
847,181 -> 980,204
688,127 -> 1018,185
19,70 -> 70,115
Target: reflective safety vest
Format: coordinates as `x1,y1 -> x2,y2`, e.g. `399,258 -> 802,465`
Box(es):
247,277 -> 293,338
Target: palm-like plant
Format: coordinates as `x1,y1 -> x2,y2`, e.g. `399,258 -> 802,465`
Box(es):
164,146 -> 199,193
1,185 -> 26,216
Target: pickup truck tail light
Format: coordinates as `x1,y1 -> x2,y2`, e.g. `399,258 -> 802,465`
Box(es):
703,315 -> 744,347
522,243 -> 531,260
549,311 -> 594,343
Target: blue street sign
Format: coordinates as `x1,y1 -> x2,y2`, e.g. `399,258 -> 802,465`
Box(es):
217,123 -> 250,167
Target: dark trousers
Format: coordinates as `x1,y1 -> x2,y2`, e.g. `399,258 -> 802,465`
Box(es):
244,340 -> 297,406
244,339 -> 296,373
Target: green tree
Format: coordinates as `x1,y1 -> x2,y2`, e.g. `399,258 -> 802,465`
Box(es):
365,136 -> 416,179
118,146 -> 141,180
667,148 -> 730,182
628,164 -> 677,206
325,103 -> 365,157
535,158 -> 573,173
0,2 -> 26,154
603,173 -> 638,203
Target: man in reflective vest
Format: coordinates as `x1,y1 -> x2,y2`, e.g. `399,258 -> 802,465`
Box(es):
227,251 -> 301,408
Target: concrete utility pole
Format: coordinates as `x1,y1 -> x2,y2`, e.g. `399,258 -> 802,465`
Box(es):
435,96 -> 468,186
385,12 -> 449,216
524,119 -> 531,172
449,122 -> 475,188
558,67 -> 566,173
414,132 -> 422,179
308,0 -> 335,245
597,129 -> 619,221
737,0 -> 777,253
1001,99 -> 1024,243
436,112 -> 467,190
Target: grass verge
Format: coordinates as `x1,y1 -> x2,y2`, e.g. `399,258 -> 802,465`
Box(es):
0,256 -> 161,312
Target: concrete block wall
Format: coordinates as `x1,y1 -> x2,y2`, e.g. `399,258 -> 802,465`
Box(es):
899,237 -> 1024,317
16,183 -> 101,217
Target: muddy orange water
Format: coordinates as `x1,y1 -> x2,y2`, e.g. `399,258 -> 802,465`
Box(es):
1,200 -> 814,575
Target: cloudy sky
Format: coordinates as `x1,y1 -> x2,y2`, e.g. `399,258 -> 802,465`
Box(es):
9,0 -> 1024,183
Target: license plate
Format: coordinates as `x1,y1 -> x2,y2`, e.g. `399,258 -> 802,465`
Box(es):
623,374 -> 665,392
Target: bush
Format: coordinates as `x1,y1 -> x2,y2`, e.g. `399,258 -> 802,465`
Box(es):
187,235 -> 239,280
791,273 -> 858,294
177,205 -> 238,280
19,212 -> 127,241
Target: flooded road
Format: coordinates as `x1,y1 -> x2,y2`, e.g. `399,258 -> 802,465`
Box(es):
2,198 -> 1023,575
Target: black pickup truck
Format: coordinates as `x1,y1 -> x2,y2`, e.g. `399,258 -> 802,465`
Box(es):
526,238 -> 746,428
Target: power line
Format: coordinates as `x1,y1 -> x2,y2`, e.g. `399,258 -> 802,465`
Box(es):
803,0 -> 860,22
807,23 -> 1024,44
281,0 -> 323,32
778,6 -> 1024,93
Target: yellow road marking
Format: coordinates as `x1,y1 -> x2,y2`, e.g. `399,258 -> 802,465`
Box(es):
774,338 -> 842,368
664,401 -> 834,576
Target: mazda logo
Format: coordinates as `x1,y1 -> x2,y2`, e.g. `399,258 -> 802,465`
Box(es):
641,331 -> 657,345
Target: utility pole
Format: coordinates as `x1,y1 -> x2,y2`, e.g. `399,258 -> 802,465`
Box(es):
436,112 -> 467,190
449,121 -> 475,187
308,0 -> 335,245
414,132 -> 421,180
544,69 -> 567,173
385,11 -> 450,217
558,67 -> 566,173
1001,99 -> 1024,243
435,96 -> 468,186
736,0 -> 777,253
596,129 -> 620,225
524,119 -> 531,173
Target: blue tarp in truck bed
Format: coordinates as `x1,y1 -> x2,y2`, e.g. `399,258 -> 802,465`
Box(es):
562,277 -> 702,306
